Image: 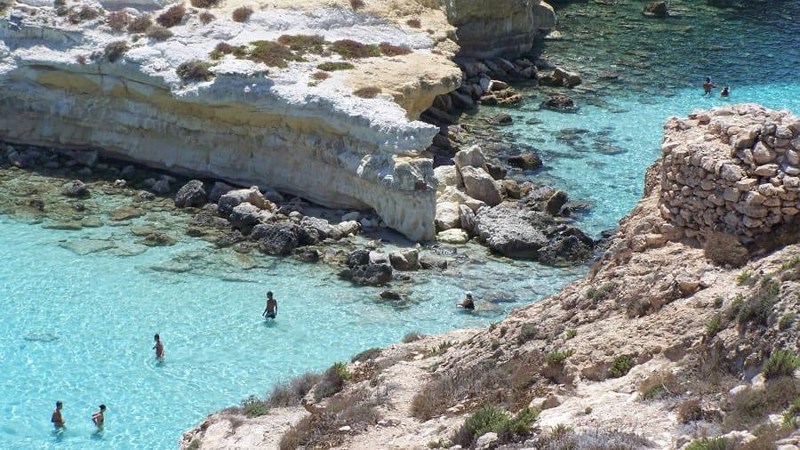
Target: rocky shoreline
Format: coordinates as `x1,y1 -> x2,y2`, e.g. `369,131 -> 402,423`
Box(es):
180,104 -> 800,450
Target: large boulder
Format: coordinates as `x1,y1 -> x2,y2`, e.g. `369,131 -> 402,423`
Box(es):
435,201 -> 462,231
460,166 -> 503,206
251,223 -> 301,255
545,190 -> 569,216
300,216 -> 334,241
454,146 -> 488,172
389,249 -> 420,271
175,180 -> 207,208
434,165 -> 462,193
438,228 -> 469,244
218,187 -> 271,218
508,152 -> 543,170
477,203 -> 553,258
459,204 -> 478,236
338,263 -> 393,286
537,226 -> 595,265
208,181 -> 234,203
230,202 -> 269,235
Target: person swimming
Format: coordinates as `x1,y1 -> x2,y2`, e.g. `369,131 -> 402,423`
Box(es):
457,292 -> 475,310
721,86 -> 730,97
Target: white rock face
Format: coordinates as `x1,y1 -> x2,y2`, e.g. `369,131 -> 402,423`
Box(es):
0,1 -> 462,241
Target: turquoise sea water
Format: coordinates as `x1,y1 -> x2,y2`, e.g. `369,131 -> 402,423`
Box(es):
2,1 -> 800,448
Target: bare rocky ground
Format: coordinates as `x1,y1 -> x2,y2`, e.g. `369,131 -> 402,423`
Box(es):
181,105 -> 800,449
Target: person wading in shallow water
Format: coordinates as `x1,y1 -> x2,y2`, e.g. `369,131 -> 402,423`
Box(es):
91,404 -> 106,431
721,86 -> 730,97
51,401 -> 65,430
703,76 -> 716,95
153,334 -> 165,360
262,291 -> 278,319
457,292 -> 475,310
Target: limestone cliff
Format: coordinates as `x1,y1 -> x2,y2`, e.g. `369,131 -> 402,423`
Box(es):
442,0 -> 556,58
0,0 -> 462,241
182,105 -> 800,449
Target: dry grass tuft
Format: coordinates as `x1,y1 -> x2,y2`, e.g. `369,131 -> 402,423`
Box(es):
145,25 -> 173,41
703,232 -> 749,268
311,71 -> 331,81
190,0 -> 220,8
104,40 -> 129,63
156,4 -> 185,28
330,39 -> 380,59
68,6 -> 101,25
277,34 -> 326,55
176,60 -> 215,82
378,42 -> 412,57
247,40 -> 299,68
231,6 -> 253,22
406,17 -> 421,28
353,86 -> 381,99
127,15 -> 152,33
349,0 -> 364,10
107,11 -> 129,32
198,11 -> 215,24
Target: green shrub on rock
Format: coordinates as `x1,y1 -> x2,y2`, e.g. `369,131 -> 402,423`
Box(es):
703,232 -> 749,268
176,60 -> 214,82
763,349 -> 799,380
608,355 -> 635,378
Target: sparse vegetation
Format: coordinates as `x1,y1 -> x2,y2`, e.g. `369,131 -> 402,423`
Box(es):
156,4 -> 186,28
703,232 -> 749,268
145,25 -> 173,41
353,86 -> 381,99
608,355 -> 635,378
517,323 -> 538,344
311,71 -> 330,81
265,372 -> 322,407
706,312 -> 722,337
585,281 -> 616,301
351,347 -> 381,363
565,329 -> 577,340
232,6 -> 253,23
68,6 -> 101,25
104,40 -> 129,63
782,397 -> 800,428
349,0 -> 364,10
723,377 -> 800,431
736,270 -> 753,285
190,0 -> 220,8
677,398 -> 703,423
406,17 -> 421,28
198,11 -> 215,24
247,40 -> 299,68
545,348 -> 573,366
176,60 -> 214,82
317,61 -> 355,72
737,277 -> 780,328
75,54 -> 88,65
107,11 -> 129,32
763,349 -> 799,380
378,42 -> 412,57
330,39 -> 381,59
780,313 -> 796,330
277,34 -> 325,55
452,405 -> 539,448
426,340 -> 452,357
639,371 -> 680,400
532,427 -> 652,449
210,42 -> 247,59
127,15 -> 152,33
402,331 -> 424,343
685,437 -> 729,450
240,394 -> 269,417
314,362 -> 350,400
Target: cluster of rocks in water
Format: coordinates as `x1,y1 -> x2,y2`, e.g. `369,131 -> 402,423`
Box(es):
2,139 -> 595,294
660,104 -> 800,243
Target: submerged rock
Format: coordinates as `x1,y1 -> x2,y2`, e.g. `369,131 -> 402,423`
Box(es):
251,223 -> 301,256
61,180 -> 89,198
541,94 -> 578,112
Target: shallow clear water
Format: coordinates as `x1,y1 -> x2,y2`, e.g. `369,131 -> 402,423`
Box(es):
2,1 -> 800,448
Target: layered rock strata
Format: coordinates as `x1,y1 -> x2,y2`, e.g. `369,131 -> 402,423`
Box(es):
0,0 -> 464,241
442,0 -> 556,59
660,104 -> 800,241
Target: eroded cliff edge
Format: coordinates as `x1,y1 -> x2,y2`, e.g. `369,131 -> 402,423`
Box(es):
0,0 -> 467,241
181,105 -> 800,448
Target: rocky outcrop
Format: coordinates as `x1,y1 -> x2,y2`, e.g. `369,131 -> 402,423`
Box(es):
443,0 -> 557,59
659,104 -> 800,242
0,0 -> 464,242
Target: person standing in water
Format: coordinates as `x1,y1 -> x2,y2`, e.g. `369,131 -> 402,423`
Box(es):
721,86 -> 730,97
262,291 -> 278,319
703,76 -> 716,95
153,334 -> 165,360
457,292 -> 475,310
91,404 -> 106,431
51,401 -> 65,430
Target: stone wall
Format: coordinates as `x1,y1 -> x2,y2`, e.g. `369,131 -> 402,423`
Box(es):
659,104 -> 800,241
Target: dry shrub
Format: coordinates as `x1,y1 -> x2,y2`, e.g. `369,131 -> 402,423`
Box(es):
639,371 -> 681,400
145,25 -> 173,41
176,60 -> 214,82
68,6 -> 101,24
317,61 -> 355,72
330,39 -> 380,59
311,71 -> 330,81
277,34 -> 325,55
353,86 -> 381,99
190,0 -> 219,8
349,0 -> 364,10
723,377 -> 800,431
411,355 -> 541,420
231,6 -> 253,22
107,11 -> 129,32
533,427 -> 652,449
378,42 -> 412,57
75,54 -> 88,65
104,40 -> 129,63
703,232 -> 749,268
402,331 -> 424,343
266,372 -> 322,407
279,387 -> 382,450
677,398 -> 702,423
156,4 -> 185,28
247,40 -> 298,68
127,15 -> 152,33
406,17 -> 421,28
210,42 -> 247,59
198,11 -> 215,24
